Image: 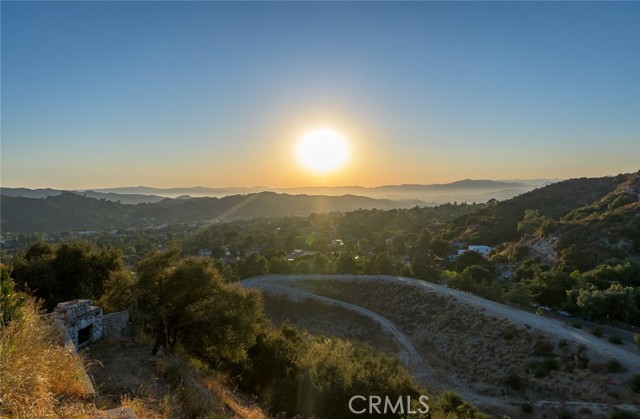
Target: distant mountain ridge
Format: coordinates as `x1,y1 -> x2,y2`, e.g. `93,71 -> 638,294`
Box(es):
1,178 -> 552,204
0,191 -> 423,233
89,179 -> 543,197
0,188 -> 167,204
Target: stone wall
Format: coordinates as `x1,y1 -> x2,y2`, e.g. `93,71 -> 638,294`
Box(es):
53,299 -> 104,348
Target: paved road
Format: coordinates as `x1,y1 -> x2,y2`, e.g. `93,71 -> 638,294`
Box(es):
242,274 -> 640,371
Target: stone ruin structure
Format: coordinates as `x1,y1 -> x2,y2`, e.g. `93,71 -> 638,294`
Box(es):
51,300 -> 138,418
53,299 -> 104,349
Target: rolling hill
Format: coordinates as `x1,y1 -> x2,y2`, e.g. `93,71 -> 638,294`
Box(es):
0,191 -> 422,233
443,171 -> 640,270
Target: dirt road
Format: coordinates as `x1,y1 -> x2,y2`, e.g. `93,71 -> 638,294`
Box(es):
242,274 -> 640,372
241,280 -> 425,369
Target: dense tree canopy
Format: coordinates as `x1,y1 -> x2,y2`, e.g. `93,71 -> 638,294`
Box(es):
135,249 -> 265,361
12,241 -> 125,309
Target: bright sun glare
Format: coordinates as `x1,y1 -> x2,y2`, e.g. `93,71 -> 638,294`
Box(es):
297,128 -> 349,174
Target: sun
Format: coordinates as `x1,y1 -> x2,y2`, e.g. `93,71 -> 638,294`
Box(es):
297,127 -> 349,174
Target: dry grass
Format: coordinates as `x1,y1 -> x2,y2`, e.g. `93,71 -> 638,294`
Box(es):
199,374 -> 266,419
88,337 -> 267,419
0,299 -> 94,418
286,279 -> 640,415
157,355 -> 267,419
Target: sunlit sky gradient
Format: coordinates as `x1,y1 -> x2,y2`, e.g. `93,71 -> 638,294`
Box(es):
2,1 -> 639,189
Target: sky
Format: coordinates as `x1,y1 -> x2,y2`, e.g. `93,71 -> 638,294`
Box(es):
1,1 -> 639,189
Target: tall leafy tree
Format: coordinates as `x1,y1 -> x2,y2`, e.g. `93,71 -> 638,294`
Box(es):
135,250 -> 264,360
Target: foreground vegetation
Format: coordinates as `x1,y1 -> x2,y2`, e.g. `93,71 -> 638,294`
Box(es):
2,252 -> 486,418
0,288 -> 92,417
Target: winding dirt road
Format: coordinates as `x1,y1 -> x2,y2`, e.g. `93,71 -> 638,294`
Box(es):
242,274 -> 640,372
244,281 -> 424,369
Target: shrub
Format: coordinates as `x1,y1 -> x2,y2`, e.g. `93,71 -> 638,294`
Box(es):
635,333 -> 640,349
570,321 -> 582,329
542,357 -> 559,372
1,266 -> 26,326
608,391 -> 621,400
609,336 -> 623,344
557,411 -> 573,419
501,329 -> 515,340
505,373 -> 522,390
612,409 -> 640,419
632,374 -> 640,393
246,328 -> 428,418
521,402 -> 533,413
528,358 -> 559,378
533,340 -> 554,357
436,391 -> 487,418
592,327 -> 603,337
606,359 -> 623,373
558,339 -> 568,349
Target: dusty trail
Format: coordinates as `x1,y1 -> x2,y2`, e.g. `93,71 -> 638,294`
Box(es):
243,281 -> 424,369
241,274 -> 640,415
242,274 -> 640,372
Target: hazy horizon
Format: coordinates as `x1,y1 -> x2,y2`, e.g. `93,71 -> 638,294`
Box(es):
3,176 -> 562,192
2,2 -> 639,189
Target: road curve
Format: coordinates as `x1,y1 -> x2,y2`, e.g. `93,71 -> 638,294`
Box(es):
241,274 -> 640,372
241,279 -> 424,369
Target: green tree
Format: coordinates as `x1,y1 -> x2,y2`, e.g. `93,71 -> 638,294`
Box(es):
518,209 -> 542,234
367,252 -> 396,275
462,265 -> 492,283
268,255 -> 290,274
430,238 -> 451,258
12,241 -> 125,309
97,269 -> 135,313
523,271 -> 576,308
135,251 -> 264,359
0,265 -> 26,326
236,253 -> 269,279
23,241 -> 55,261
335,251 -> 359,274
575,282 -> 640,323
505,283 -> 532,307
517,209 -> 556,238
456,251 -> 487,272
312,253 -> 330,274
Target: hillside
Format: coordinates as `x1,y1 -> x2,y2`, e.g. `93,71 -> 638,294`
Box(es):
0,188 -> 166,204
0,191 -> 421,233
443,173 -> 637,246
0,192 -> 130,232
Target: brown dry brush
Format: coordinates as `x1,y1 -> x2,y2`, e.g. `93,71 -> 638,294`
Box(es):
0,299 -> 93,418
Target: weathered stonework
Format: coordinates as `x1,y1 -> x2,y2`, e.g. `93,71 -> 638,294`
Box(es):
53,299 -> 104,348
